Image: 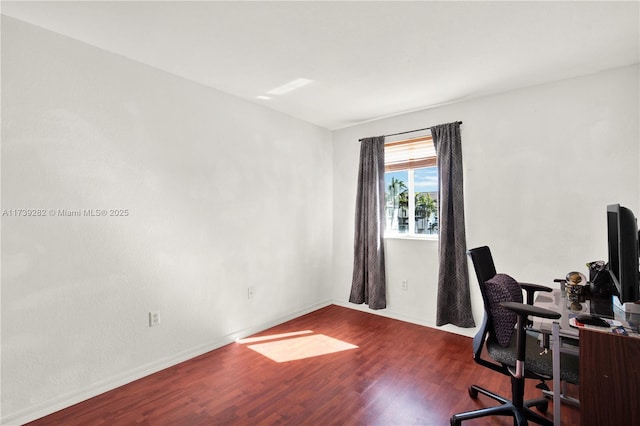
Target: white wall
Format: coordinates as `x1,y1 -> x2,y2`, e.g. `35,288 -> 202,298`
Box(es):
1,17 -> 333,424
332,65 -> 639,337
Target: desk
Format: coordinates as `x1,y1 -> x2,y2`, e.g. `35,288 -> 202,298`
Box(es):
579,329 -> 640,426
533,289 -> 639,426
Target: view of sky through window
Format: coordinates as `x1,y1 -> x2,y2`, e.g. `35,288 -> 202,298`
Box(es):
385,167 -> 438,193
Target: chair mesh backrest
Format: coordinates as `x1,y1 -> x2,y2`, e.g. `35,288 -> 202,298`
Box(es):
467,246 -> 497,310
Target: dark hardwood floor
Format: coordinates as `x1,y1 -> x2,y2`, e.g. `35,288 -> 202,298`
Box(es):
27,305 -> 579,425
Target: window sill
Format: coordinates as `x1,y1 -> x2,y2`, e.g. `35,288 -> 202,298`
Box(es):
384,234 -> 438,241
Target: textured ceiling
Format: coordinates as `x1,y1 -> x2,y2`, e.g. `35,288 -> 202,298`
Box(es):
2,1 -> 639,129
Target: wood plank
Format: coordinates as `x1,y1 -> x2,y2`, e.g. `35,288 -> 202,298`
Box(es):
26,305 -> 579,425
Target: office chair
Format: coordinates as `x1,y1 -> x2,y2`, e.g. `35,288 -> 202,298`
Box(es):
450,246 -> 579,426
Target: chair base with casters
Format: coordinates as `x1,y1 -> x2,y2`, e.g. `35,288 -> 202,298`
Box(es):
451,303 -> 562,426
455,380 -> 552,426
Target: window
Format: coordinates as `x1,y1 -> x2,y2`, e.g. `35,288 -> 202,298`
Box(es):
384,135 -> 438,237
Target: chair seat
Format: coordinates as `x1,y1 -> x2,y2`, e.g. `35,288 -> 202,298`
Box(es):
487,332 -> 580,384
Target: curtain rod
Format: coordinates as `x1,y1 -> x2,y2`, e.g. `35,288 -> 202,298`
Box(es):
358,121 -> 463,142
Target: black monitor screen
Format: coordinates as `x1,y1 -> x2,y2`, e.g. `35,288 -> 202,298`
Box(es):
607,204 -> 640,304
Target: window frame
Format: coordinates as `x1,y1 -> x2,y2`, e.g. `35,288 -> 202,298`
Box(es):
384,134 -> 438,240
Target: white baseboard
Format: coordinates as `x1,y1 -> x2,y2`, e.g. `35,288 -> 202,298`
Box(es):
2,300 -> 332,426
332,300 -> 477,338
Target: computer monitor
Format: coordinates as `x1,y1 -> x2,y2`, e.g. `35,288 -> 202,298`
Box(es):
606,204 -> 640,305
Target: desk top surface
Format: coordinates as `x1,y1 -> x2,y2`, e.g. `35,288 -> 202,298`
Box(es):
533,289 -> 640,338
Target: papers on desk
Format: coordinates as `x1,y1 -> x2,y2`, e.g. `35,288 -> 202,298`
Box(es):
611,327 -> 630,336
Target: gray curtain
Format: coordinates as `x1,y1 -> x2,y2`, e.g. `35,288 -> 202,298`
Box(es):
349,136 -> 387,310
432,122 -> 475,327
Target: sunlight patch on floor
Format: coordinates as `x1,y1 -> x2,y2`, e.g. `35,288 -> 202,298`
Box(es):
242,333 -> 358,363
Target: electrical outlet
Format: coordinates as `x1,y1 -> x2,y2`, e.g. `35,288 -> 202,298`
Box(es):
401,280 -> 408,291
248,286 -> 255,300
149,311 -> 160,327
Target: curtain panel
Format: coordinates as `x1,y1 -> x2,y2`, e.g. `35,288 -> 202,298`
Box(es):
432,122 -> 475,327
349,136 -> 387,310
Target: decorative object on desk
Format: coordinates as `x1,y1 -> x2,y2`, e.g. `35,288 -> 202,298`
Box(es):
566,271 -> 586,285
565,271 -> 587,311
587,260 -> 614,296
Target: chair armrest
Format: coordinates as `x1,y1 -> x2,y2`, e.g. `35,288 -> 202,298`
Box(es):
519,282 -> 552,293
519,282 -> 553,305
501,301 -> 561,371
500,301 -> 561,320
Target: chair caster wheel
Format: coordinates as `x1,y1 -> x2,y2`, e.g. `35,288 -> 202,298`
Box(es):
468,386 -> 478,399
536,381 -> 550,392
537,401 -> 549,413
